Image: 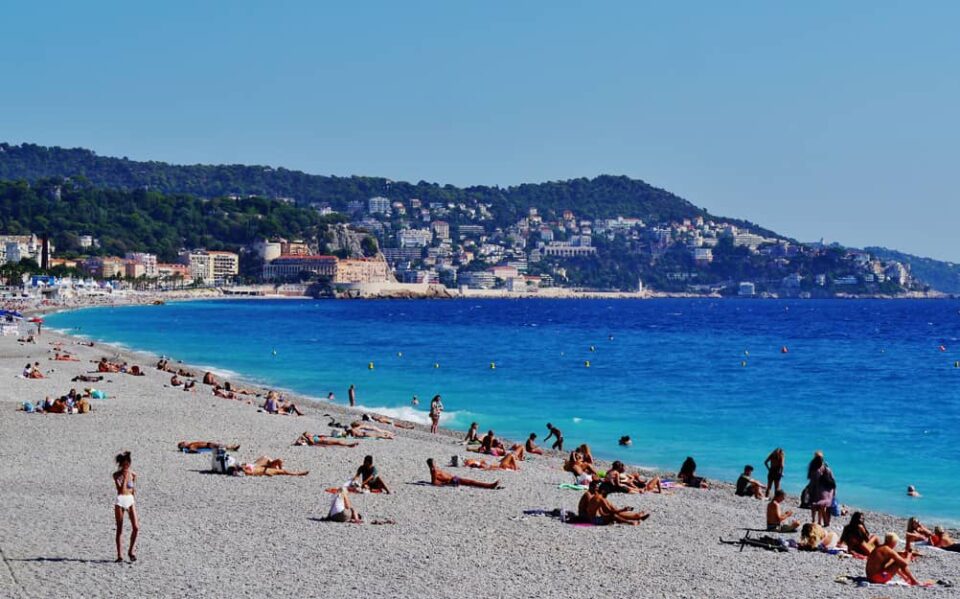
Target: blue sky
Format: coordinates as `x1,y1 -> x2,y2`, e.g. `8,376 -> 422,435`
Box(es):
1,2 -> 958,260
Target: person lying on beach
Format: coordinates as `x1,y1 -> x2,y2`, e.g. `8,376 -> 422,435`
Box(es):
72,374 -> 103,383
365,413 -> 415,430
177,368 -> 195,378
170,375 -> 184,387
766,490 -> 800,532
18,334 -> 35,343
346,422 -> 395,439
224,381 -> 258,396
678,456 -> 708,488
427,458 -> 499,489
127,365 -> 144,376
238,456 -> 308,477
840,512 -> 879,556
351,455 -> 391,493
735,465 -> 765,499
53,352 -> 79,362
544,422 -> 563,451
600,461 -> 662,494
177,441 -> 241,453
327,487 -> 362,523
294,432 -> 359,447
931,527 -> 959,551
98,358 -> 121,373
202,372 -> 217,385
799,522 -> 839,551
525,433 -> 543,455
866,533 -> 921,586
582,480 -> 651,526
464,422 -> 480,444
463,446 -> 523,471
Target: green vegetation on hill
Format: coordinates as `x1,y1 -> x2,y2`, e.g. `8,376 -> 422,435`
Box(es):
0,143 -> 775,234
0,179 -> 342,263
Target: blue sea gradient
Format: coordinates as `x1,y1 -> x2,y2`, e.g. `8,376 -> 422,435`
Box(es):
46,298 -> 960,523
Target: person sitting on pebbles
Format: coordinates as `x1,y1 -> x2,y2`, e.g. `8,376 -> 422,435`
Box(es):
350,455 -> 391,493
766,490 -> 800,532
582,480 -> 651,526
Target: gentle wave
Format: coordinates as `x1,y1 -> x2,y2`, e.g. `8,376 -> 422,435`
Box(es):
356,404 -> 461,426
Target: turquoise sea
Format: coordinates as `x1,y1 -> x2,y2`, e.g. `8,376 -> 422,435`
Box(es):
46,298 -> 960,523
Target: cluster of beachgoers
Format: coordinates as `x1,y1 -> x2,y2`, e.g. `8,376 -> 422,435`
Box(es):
1,326 -> 957,598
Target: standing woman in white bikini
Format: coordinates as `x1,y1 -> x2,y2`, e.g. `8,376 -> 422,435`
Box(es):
113,451 -> 139,562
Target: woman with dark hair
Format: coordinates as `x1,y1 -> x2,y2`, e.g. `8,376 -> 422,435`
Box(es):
806,451 -> 836,526
678,456 -> 708,488
840,511 -> 878,556
764,448 -> 785,498
112,451 -> 139,562
429,395 -> 443,434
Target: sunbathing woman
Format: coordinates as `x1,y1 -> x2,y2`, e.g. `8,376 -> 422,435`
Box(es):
294,432 -> 359,447
905,517 -> 934,552
564,450 -> 597,477
479,431 -> 505,456
347,422 -> 395,440
367,413 -> 415,430
931,527 -> 959,552
177,441 -> 241,453
202,372 -> 217,385
840,512 -> 879,556
427,458 -> 499,489
678,456 -> 708,488
238,456 -> 308,476
351,455 -> 391,493
799,522 -> 839,551
464,422 -> 480,444
54,352 -> 79,362
99,358 -> 120,373
463,446 -> 522,471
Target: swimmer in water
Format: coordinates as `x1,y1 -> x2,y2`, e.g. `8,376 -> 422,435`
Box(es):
411,395 -> 419,406
906,485 -> 921,498
619,435 -> 632,447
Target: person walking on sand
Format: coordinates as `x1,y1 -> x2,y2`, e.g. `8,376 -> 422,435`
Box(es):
348,384 -> 356,407
764,447 -> 785,498
544,423 -> 563,451
113,451 -> 139,562
429,395 -> 443,434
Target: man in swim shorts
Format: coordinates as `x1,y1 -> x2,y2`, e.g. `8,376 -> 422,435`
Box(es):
866,533 -> 920,586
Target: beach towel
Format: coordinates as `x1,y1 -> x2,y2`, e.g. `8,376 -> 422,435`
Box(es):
558,483 -> 588,491
324,487 -> 384,494
181,447 -> 213,453
834,575 -> 948,588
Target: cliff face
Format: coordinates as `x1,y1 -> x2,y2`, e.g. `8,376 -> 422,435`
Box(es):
322,224 -> 365,257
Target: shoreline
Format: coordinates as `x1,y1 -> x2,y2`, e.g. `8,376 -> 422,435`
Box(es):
2,305 -> 958,597
38,297 -> 960,526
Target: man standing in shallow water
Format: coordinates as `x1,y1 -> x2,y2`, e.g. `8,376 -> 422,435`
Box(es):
348,384 -> 356,407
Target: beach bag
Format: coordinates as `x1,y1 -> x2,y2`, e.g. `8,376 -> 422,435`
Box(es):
451,455 -> 461,467
830,496 -> 841,517
91,390 -> 106,400
212,447 -> 230,473
799,484 -> 812,509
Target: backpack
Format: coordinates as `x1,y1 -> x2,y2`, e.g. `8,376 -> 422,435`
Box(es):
212,447 -> 229,473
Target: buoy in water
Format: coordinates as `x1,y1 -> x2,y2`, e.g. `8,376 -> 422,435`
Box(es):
955,361 -> 959,368
434,362 -> 440,369
741,361 -> 747,367
780,346 -> 789,354
368,362 -> 374,370
272,349 -> 277,356
490,362 -> 496,370
744,350 -> 749,357
397,352 -> 403,358
584,360 -> 591,368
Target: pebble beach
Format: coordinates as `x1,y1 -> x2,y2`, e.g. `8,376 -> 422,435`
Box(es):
0,323 -> 957,599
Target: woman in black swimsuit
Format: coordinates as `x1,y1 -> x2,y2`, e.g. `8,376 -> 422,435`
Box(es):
764,448 -> 785,498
